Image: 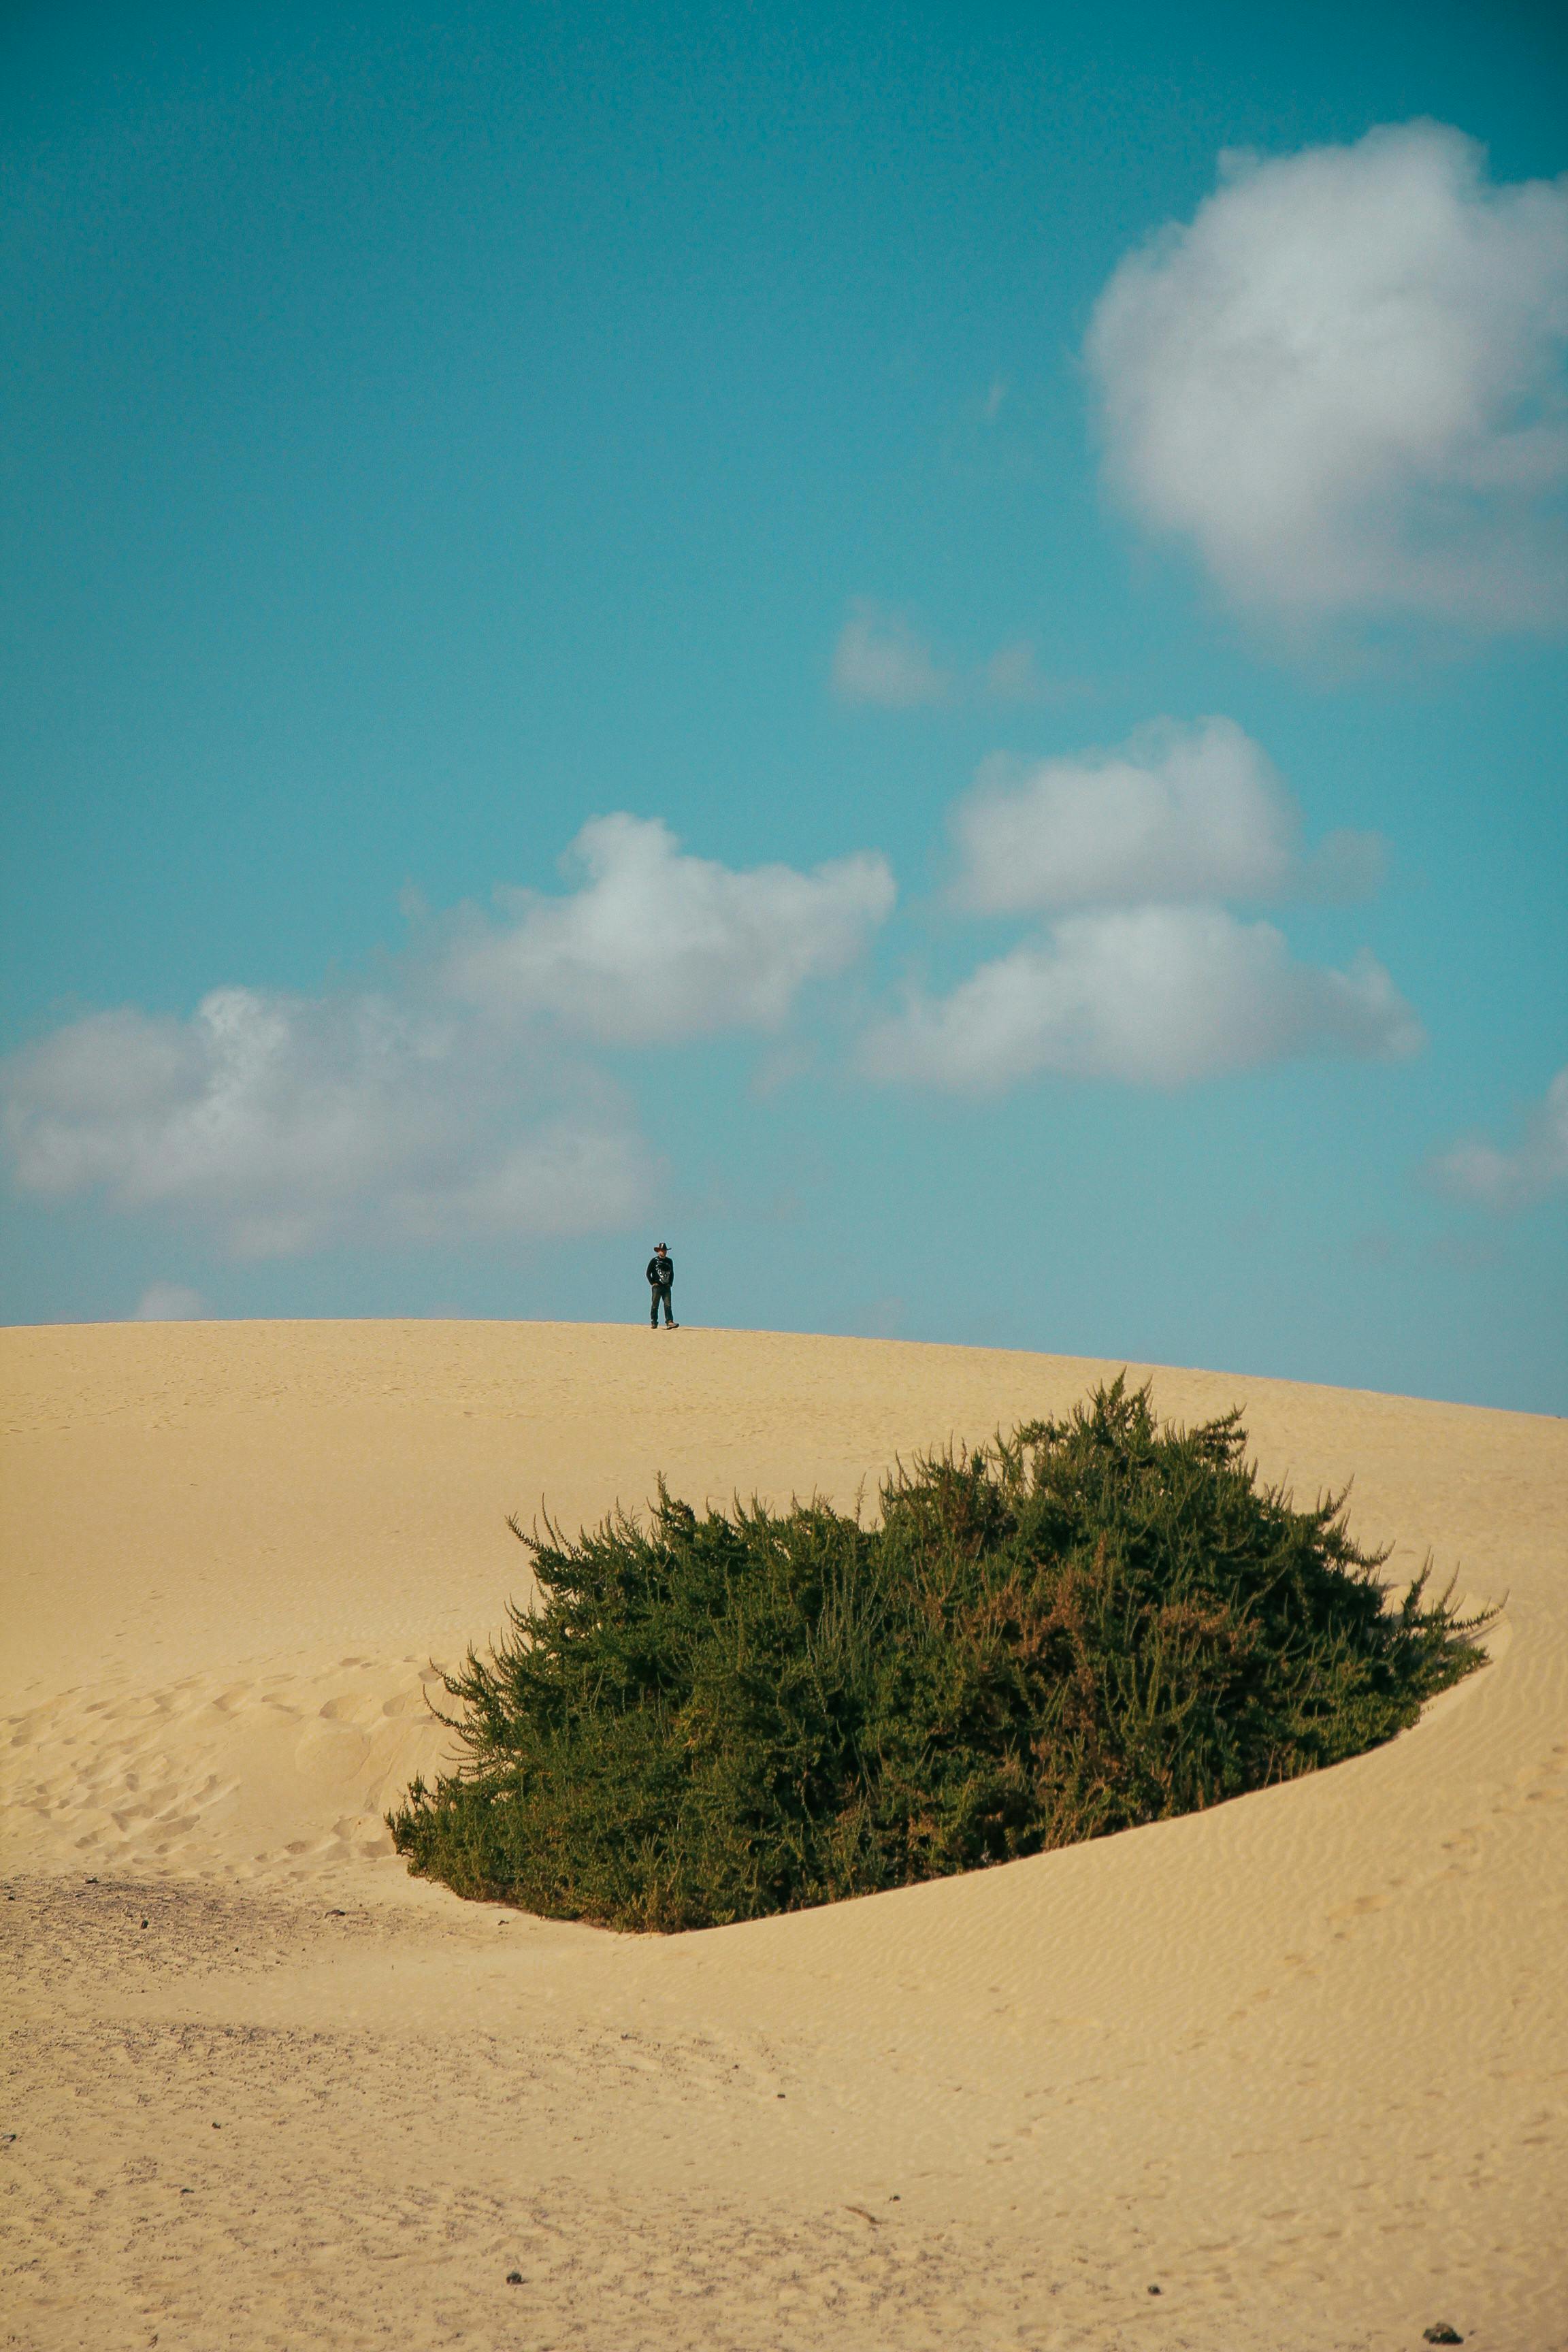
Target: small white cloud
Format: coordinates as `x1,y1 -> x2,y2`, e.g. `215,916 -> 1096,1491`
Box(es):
448,815 -> 894,1045
983,638 -> 1045,702
952,716 -> 1378,913
981,642 -> 1098,708
1087,121 -> 1568,628
832,600 -> 951,707
860,904 -> 1422,1092
132,1282 -> 205,1320
1301,828 -> 1388,900
1431,1064 -> 1568,1209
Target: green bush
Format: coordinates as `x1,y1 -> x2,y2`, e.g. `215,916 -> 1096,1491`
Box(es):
389,1378 -> 1490,1931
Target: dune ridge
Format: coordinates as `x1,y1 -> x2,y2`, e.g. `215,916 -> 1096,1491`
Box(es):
3,1318 -> 1565,2350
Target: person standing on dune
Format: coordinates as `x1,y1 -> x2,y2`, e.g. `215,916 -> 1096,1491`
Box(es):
647,1242 -> 677,1329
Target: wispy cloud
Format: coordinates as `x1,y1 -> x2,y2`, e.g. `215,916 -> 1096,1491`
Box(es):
1431,1064 -> 1568,1209
860,906 -> 1420,1092
1087,121 -> 1568,630
132,1282 -> 206,1320
832,600 -> 951,707
982,639 -> 1041,702
837,608 -> 1095,712
951,717 -> 1383,914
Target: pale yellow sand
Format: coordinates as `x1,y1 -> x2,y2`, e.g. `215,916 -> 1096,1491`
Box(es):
2,1319 -> 1565,2352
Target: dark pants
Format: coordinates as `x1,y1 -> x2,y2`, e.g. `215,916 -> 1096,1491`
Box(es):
651,1282 -> 674,1326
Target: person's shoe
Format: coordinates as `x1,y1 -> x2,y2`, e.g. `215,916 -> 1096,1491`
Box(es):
668,1321 -> 679,1328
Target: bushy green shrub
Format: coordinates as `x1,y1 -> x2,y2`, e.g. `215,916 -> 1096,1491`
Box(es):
389,1379 -> 1490,1931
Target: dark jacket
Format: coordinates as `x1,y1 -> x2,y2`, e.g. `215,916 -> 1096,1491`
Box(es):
647,1253 -> 674,1290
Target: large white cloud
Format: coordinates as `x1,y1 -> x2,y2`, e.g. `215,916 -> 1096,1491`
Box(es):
1086,121 -> 1568,627
1432,1064 -> 1568,1210
860,905 -> 1422,1092
448,814 -> 895,1043
952,716 -> 1381,913
1,985 -> 650,1256
2,818 -> 894,1255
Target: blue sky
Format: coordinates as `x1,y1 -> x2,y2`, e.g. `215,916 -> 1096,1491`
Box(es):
2,0 -> 1565,1411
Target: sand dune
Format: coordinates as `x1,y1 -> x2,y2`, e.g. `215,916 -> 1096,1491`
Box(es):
3,1318 -> 1565,2350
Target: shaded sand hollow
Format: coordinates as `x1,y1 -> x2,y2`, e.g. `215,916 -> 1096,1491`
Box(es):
3,1319 -> 1565,2352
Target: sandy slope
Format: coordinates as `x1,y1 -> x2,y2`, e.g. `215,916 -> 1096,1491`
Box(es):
2,1319 -> 1565,2352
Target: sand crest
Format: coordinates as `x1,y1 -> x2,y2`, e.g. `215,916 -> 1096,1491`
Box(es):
3,1318 -> 1565,2349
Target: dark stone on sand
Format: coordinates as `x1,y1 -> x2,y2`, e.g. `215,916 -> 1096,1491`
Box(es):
1422,2329 -> 1463,2345
1148,2284 -> 1161,2294
506,2272 -> 523,2285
